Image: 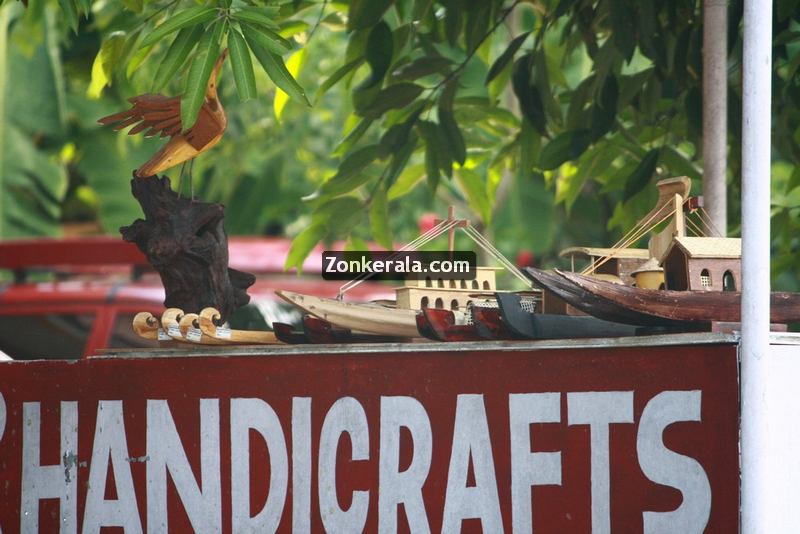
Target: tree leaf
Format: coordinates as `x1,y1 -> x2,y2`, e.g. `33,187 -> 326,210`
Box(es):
512,54 -> 546,136
457,168 -> 491,224
58,0 -> 79,33
245,28 -> 310,106
359,21 -> 393,89
385,131 -> 418,186
274,48 -> 306,119
317,144 -> 383,198
233,6 -> 281,30
334,117 -> 373,157
623,149 -> 660,200
240,22 -> 292,55
87,32 -> 126,98
228,27 -> 257,102
370,187 -> 392,248
285,222 -> 327,272
153,25 -> 202,91
418,120 -> 442,189
486,31 -> 530,84
589,72 -> 618,141
315,196 -> 365,234
348,0 -> 394,31
141,6 -> 217,47
388,163 -> 425,199
539,129 -> 591,170
316,57 -> 363,99
392,56 -> 453,80
361,82 -> 423,118
181,20 -> 222,129
438,109 -> 465,165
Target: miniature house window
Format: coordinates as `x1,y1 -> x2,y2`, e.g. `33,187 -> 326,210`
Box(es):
421,296 -> 429,308
425,277 -> 432,287
437,279 -> 444,288
449,280 -> 456,288
723,270 -> 737,292
460,280 -> 467,289
483,281 -> 490,290
700,269 -> 712,288
451,299 -> 459,311
435,298 -> 444,309
467,300 -> 473,307
471,280 -> 479,289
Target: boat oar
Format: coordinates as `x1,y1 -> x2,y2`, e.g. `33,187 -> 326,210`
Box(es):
198,307 -> 281,344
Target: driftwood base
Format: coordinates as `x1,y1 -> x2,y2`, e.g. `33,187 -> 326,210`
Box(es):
120,174 -> 254,322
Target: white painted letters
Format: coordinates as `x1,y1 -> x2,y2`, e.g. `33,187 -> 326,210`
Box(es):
146,399 -> 221,534
637,391 -> 711,533
230,398 -> 288,533
441,394 -> 503,533
318,397 -> 370,533
568,391 -> 634,534
378,396 -> 432,534
20,401 -> 78,534
82,401 -> 142,534
509,392 -> 562,534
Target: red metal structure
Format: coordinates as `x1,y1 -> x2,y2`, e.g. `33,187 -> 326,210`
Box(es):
0,237 -> 392,358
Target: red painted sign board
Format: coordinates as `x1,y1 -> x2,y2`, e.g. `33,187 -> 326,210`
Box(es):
0,342 -> 739,533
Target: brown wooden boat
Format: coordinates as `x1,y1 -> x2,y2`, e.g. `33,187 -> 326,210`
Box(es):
522,267 -> 699,327
550,269 -> 800,325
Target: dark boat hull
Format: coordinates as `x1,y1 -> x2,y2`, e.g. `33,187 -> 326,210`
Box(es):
495,292 -> 639,339
550,269 -> 800,325
522,267 -> 698,327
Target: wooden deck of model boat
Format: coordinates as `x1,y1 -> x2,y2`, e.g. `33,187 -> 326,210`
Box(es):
551,269 -> 800,325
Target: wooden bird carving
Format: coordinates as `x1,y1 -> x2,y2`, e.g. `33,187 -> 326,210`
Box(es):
99,49 -> 229,177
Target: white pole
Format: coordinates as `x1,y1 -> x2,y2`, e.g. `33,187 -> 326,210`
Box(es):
740,0 -> 772,530
702,0 -> 728,236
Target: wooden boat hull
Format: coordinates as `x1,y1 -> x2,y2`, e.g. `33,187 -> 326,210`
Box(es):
422,308 -> 483,342
471,305 -> 521,340
554,269 -> 800,325
303,316 -> 406,344
276,290 -> 421,338
273,322 -> 310,344
523,268 -> 700,327
495,292 -> 639,339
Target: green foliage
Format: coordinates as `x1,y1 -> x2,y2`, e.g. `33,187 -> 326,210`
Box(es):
4,0 -> 800,292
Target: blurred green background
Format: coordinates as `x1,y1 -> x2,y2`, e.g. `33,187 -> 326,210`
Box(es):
0,0 -> 798,289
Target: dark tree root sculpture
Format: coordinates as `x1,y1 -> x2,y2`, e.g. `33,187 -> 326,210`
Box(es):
120,173 -> 255,322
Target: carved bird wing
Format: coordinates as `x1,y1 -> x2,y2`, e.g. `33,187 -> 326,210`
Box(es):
98,94 -> 221,151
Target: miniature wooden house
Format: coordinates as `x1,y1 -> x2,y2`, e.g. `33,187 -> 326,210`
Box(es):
660,237 -> 742,291
396,267 -> 500,311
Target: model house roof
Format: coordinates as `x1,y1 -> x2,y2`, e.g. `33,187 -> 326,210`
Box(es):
559,247 -> 650,259
664,237 -> 742,259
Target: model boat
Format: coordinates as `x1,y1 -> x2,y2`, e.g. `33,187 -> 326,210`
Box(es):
525,176 -> 800,327
544,269 -> 800,325
495,291 -> 640,338
277,208 -> 538,339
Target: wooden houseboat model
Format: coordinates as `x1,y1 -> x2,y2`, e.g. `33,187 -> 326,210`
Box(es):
527,177 -> 800,327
